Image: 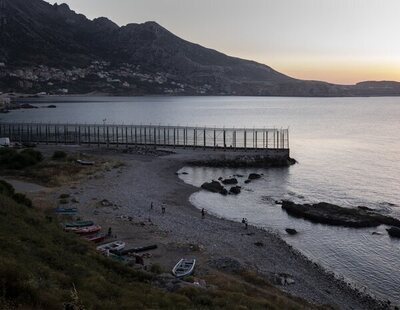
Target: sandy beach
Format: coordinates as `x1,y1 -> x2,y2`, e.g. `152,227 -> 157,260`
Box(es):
21,145 -> 389,310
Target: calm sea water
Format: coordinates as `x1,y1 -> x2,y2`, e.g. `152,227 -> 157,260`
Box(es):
3,96 -> 400,303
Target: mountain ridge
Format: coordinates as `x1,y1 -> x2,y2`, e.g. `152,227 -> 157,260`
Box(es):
1,0 -> 400,96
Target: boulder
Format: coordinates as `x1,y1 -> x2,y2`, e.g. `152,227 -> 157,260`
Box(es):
220,188 -> 228,196
222,178 -> 238,185
201,181 -> 223,193
248,173 -> 261,180
387,227 -> 400,238
285,228 -> 298,235
244,180 -> 251,184
229,186 -> 241,195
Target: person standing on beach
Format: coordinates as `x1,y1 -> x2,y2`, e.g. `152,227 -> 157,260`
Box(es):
150,201 -> 153,210
161,203 -> 166,214
201,208 -> 205,219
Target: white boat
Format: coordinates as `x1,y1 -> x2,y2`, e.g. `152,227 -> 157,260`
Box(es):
172,258 -> 196,278
96,241 -> 126,253
76,159 -> 95,166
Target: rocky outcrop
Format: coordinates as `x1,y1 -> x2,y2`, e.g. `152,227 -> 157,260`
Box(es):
248,173 -> 261,180
222,178 -> 238,185
229,186 -> 241,195
201,181 -> 224,193
281,201 -> 400,228
285,228 -> 298,235
386,227 -> 400,238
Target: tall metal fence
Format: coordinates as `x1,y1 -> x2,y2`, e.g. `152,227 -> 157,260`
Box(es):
0,123 -> 289,150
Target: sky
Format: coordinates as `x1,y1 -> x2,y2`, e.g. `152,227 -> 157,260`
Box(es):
47,0 -> 400,84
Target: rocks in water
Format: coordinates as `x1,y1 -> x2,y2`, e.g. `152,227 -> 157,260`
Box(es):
222,178 -> 238,185
248,173 -> 261,180
275,200 -> 283,205
201,181 -> 227,196
371,232 -> 382,236
218,177 -> 223,181
220,188 -> 228,196
386,227 -> 400,238
47,104 -> 57,108
285,228 -> 298,235
201,181 -> 223,193
229,186 -> 241,195
281,200 -> 400,228
244,180 -> 251,184
181,171 -> 188,175
234,174 -> 244,178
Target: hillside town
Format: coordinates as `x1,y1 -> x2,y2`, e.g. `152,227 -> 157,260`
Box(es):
0,61 -> 213,96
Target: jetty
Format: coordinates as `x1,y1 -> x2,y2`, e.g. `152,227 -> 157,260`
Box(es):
0,123 -> 291,166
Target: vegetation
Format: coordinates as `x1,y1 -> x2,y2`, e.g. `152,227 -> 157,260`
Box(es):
0,148 -> 43,170
0,181 -> 317,309
52,150 -> 68,161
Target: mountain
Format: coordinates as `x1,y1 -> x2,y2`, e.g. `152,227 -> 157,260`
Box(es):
1,0 -> 400,96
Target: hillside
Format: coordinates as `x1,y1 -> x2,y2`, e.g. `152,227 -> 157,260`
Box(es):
0,180 -> 317,309
0,0 -> 400,96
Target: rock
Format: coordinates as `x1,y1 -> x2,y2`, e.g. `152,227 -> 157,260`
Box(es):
201,181 -> 224,193
244,180 -> 251,184
371,232 -> 382,235
358,206 -> 374,212
281,200 -> 400,228
248,173 -> 261,180
229,186 -> 241,195
218,177 -> 223,181
47,104 -> 57,108
387,227 -> 400,238
181,171 -> 188,175
275,200 -> 282,205
222,178 -> 238,185
234,174 -> 244,178
285,228 -> 298,235
254,241 -> 264,247
220,188 -> 228,196
271,273 -> 296,286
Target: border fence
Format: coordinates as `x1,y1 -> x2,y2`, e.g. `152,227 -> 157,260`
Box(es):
0,123 -> 289,150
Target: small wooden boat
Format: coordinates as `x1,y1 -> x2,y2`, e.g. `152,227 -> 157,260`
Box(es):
111,244 -> 157,256
172,258 -> 196,278
54,207 -> 78,214
84,233 -> 107,243
387,227 -> 400,238
76,159 -> 95,166
64,220 -> 94,228
96,241 -> 126,253
72,225 -> 102,235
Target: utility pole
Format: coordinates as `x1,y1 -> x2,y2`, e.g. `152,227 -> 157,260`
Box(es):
0,0 -> 6,44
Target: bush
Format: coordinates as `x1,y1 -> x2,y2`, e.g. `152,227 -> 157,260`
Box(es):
149,263 -> 163,274
12,193 -> 33,208
0,180 -> 15,197
52,151 -> 67,160
59,193 -> 70,199
0,148 -> 43,170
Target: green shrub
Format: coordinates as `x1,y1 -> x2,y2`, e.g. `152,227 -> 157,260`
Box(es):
12,193 -> 33,208
0,180 -> 15,197
0,148 -> 43,170
52,151 -> 67,160
149,263 -> 163,274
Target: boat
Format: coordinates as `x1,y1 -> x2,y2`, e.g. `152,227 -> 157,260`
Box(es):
76,159 -> 95,166
84,233 -> 107,243
71,225 -> 102,235
54,207 -> 78,214
110,244 -> 157,256
172,258 -> 196,278
96,241 -> 126,253
64,220 -> 94,228
387,227 -> 400,238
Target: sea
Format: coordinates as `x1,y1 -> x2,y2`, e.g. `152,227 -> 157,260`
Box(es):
2,95 -> 400,304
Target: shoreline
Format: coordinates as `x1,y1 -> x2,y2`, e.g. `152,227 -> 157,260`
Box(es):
22,145 -> 392,309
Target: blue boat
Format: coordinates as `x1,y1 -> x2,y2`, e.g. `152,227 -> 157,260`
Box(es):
54,207 -> 78,214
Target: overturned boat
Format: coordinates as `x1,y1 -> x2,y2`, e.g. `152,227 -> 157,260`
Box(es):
172,258 -> 196,278
67,224 -> 101,235
84,233 -> 107,243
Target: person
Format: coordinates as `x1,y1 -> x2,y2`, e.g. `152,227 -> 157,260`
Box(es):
161,204 -> 166,214
201,208 -> 205,219
108,227 -> 112,237
245,218 -> 248,230
150,201 -> 154,210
